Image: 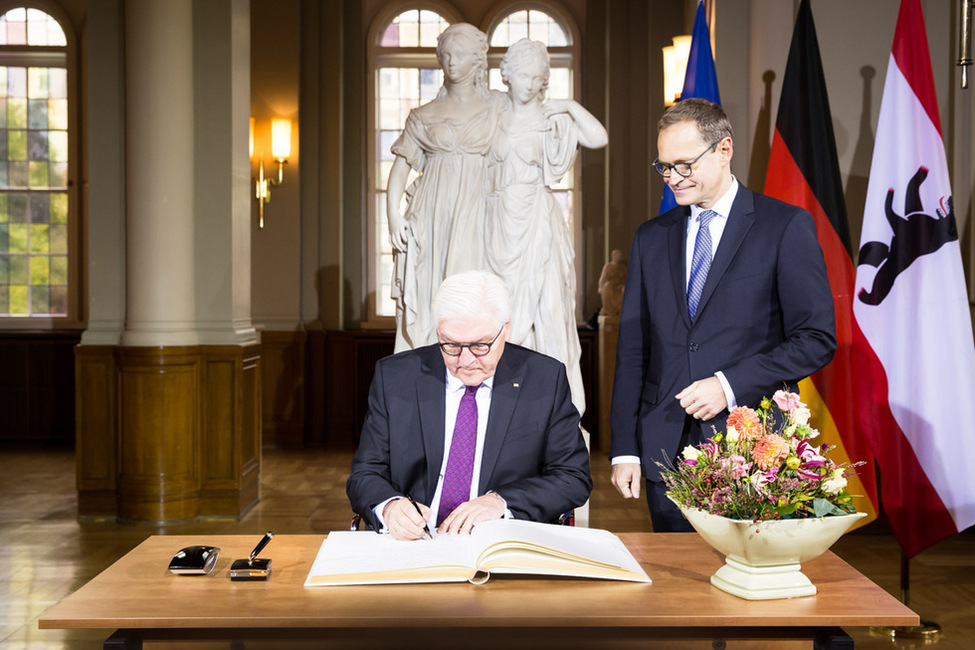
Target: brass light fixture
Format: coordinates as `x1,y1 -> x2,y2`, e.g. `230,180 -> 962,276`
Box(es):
250,117 -> 292,228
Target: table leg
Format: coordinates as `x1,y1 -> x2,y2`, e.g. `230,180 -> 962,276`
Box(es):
103,629 -> 142,650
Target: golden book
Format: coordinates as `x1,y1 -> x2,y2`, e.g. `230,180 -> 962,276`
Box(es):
303,519 -> 650,586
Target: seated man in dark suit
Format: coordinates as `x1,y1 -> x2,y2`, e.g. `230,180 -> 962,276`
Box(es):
347,270 -> 592,541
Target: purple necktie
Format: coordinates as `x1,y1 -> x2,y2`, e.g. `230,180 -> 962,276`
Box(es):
438,383 -> 481,526
687,209 -> 717,321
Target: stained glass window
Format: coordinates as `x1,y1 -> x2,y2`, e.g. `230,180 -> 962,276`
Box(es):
379,9 -> 448,48
0,8 -> 69,317
489,9 -> 568,47
0,7 -> 67,46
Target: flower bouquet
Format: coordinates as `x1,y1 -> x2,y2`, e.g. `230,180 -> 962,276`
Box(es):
659,390 -> 866,600
660,390 -> 860,521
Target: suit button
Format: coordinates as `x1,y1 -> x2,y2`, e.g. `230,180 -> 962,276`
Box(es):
689,343 -> 699,352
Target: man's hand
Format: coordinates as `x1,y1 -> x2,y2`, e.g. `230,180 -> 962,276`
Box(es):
383,497 -> 431,541
437,493 -> 506,535
611,463 -> 642,499
676,377 -> 727,421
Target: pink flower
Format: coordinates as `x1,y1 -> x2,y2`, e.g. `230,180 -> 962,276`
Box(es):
728,454 -> 750,479
772,390 -> 805,413
796,440 -> 826,465
750,469 -> 778,492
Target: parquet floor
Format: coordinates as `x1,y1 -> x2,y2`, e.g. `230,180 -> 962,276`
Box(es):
1,444 -> 973,648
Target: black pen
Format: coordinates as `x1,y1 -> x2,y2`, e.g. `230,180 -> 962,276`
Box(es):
407,495 -> 432,539
248,531 -> 274,564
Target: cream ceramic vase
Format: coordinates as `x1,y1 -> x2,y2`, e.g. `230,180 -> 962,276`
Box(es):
678,504 -> 866,600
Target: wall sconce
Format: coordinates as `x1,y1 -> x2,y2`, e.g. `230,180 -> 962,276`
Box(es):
662,34 -> 692,106
251,117 -> 292,228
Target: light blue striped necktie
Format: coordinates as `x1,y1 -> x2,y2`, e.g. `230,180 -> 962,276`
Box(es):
687,209 -> 718,322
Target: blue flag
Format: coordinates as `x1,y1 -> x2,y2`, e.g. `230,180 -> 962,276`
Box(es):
660,1 -> 721,213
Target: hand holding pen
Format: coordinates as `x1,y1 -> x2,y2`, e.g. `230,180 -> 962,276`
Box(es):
407,495 -> 433,539
383,496 -> 432,541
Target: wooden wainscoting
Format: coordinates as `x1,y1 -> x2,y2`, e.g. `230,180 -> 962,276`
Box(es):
259,330 -> 306,448
0,331 -> 79,443
75,343 -> 261,522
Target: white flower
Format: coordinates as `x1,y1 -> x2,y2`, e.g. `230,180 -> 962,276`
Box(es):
822,469 -> 848,494
682,445 -> 701,461
793,407 -> 811,426
726,425 -> 740,443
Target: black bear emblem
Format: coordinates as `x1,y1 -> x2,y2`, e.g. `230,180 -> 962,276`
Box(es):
857,166 -> 957,306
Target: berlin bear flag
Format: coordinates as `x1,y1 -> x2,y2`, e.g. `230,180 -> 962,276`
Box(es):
854,0 -> 975,558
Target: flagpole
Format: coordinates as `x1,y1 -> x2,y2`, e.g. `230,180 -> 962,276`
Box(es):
868,547 -> 943,639
959,0 -> 973,88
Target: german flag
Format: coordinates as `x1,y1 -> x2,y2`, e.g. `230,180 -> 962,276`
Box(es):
763,0 -> 878,527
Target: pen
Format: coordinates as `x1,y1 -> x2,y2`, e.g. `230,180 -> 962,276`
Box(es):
407,495 -> 432,539
248,531 -> 274,564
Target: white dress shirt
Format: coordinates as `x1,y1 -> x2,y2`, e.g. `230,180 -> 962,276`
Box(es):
374,372 -> 509,530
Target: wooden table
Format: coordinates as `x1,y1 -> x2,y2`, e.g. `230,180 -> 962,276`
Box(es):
39,533 -> 918,649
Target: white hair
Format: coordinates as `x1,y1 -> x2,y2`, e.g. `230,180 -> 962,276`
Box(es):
432,271 -> 511,329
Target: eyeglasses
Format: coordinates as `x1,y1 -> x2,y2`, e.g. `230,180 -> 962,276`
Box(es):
439,326 -> 504,357
652,141 -> 721,178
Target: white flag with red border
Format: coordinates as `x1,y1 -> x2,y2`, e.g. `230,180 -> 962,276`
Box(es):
853,0 -> 975,558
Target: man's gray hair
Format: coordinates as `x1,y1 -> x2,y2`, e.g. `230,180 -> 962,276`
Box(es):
433,271 -> 511,329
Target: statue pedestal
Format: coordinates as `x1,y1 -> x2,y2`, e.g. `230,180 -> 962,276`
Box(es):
597,313 -> 619,453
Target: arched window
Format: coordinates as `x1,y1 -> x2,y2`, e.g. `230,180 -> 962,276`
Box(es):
367,7 -> 455,322
0,5 -> 74,324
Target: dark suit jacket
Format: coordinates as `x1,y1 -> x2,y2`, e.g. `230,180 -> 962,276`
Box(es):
610,185 -> 836,480
347,342 -> 592,530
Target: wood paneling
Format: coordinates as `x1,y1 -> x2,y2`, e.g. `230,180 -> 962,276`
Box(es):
75,344 -> 263,522
74,345 -> 118,515
199,344 -> 262,516
0,332 -> 79,442
117,346 -> 202,522
260,330 -> 306,447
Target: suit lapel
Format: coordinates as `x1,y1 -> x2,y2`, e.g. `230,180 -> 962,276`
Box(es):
478,349 -> 523,492
668,207 -> 693,327
418,347 -> 447,499
693,188 -> 756,324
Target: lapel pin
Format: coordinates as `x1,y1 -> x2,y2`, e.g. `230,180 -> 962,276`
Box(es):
513,383 -> 520,388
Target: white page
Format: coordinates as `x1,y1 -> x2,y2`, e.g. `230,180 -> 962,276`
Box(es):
470,519 -> 644,572
304,531 -> 474,586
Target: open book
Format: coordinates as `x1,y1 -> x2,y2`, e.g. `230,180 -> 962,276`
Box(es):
304,519 -> 650,586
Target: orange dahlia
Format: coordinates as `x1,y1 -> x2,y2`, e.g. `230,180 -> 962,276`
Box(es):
726,407 -> 763,440
752,434 -> 790,470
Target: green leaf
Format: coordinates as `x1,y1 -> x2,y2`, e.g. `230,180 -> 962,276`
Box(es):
813,498 -> 846,517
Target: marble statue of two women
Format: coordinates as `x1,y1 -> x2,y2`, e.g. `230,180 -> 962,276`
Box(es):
386,25 -> 607,415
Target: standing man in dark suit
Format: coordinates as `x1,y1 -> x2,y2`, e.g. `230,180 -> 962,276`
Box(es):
609,99 -> 836,532
348,270 -> 592,541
